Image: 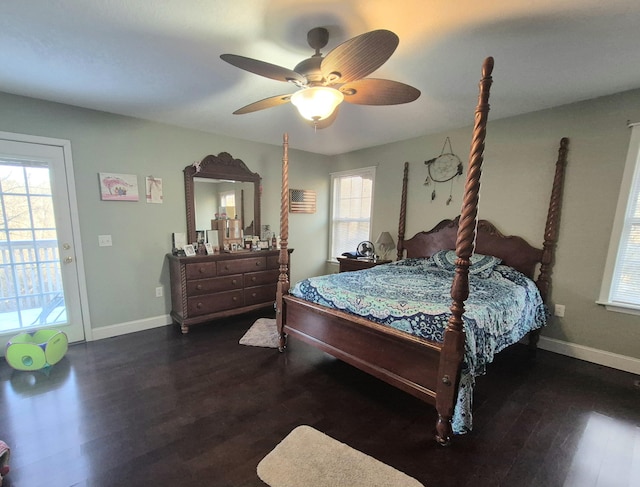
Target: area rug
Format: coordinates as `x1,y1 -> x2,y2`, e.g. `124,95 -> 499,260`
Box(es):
239,318 -> 279,348
257,425 -> 424,487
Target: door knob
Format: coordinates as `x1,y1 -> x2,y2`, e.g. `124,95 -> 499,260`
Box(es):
64,257 -> 73,263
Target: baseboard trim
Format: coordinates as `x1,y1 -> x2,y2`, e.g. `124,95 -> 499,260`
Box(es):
90,314 -> 173,341
538,336 -> 640,375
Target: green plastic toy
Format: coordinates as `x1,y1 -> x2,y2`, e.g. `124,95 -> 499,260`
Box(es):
5,330 -> 68,371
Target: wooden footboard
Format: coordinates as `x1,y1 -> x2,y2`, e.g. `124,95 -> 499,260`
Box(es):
283,295 -> 442,405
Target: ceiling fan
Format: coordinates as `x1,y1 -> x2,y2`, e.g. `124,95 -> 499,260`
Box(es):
220,27 -> 421,128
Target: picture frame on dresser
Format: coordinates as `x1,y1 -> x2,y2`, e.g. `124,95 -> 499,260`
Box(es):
183,244 -> 196,257
172,232 -> 187,251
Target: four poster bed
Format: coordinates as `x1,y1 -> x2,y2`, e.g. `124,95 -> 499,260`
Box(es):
274,57 -> 569,445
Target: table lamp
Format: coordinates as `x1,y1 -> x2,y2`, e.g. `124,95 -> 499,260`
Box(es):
375,232 -> 395,260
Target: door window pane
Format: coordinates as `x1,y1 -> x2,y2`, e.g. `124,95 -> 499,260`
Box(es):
0,162 -> 66,331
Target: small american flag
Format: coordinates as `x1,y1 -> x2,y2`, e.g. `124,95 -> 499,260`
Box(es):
289,189 -> 316,213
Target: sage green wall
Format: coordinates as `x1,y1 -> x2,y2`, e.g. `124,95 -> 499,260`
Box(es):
2,87 -> 639,362
329,88 -> 640,360
0,92 -> 328,331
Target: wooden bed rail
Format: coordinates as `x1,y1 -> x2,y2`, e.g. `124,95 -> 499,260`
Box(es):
435,56 -> 494,445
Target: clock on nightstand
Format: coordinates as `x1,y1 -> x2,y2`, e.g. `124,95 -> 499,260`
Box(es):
337,257 -> 392,273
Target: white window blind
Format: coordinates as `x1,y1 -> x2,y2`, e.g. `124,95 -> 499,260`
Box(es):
598,123 -> 640,313
329,167 -> 375,261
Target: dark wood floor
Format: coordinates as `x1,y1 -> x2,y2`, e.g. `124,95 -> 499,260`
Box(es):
1,311 -> 639,487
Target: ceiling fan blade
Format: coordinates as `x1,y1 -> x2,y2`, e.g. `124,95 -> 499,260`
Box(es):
220,54 -> 306,85
233,94 -> 292,114
303,105 -> 340,129
321,30 -> 399,84
339,79 -> 420,105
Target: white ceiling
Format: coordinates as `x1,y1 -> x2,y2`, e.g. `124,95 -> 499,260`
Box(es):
2,0 -> 640,155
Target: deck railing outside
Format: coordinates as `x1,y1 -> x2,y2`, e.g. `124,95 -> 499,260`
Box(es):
0,239 -> 66,331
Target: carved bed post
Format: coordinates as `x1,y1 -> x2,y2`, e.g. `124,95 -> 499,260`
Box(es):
531,137 -> 569,348
277,133 -> 290,352
397,162 -> 409,260
435,57 -> 494,446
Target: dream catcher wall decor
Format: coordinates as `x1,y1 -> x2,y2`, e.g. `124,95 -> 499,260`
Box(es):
424,137 -> 463,205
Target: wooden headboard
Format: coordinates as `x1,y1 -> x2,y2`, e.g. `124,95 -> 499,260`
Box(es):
402,217 -> 542,278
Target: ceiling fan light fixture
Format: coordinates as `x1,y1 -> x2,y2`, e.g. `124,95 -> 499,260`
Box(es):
290,86 -> 344,121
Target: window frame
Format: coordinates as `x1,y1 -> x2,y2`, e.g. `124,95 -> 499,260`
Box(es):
597,122 -> 640,315
328,166 -> 376,262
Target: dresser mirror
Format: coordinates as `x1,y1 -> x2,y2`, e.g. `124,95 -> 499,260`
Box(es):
184,152 -> 261,245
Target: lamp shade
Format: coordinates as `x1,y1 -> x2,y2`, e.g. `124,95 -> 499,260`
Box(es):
375,231 -> 395,259
290,86 -> 344,121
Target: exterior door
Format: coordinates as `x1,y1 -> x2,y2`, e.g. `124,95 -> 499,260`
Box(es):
0,132 -> 88,350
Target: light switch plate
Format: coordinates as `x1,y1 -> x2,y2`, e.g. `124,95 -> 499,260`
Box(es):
98,235 -> 112,247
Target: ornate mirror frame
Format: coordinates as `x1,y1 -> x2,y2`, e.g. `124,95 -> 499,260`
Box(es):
184,152 -> 261,244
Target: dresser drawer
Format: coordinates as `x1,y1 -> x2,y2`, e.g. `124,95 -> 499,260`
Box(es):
185,262 -> 217,280
187,290 -> 243,316
217,257 -> 266,275
244,284 -> 277,306
244,269 -> 279,287
186,275 -> 243,296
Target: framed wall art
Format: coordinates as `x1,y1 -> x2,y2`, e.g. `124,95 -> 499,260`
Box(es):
289,189 -> 316,213
99,173 -> 139,201
145,176 -> 163,204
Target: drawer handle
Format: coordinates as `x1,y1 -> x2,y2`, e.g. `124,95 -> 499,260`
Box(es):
255,261 -> 261,266
199,267 -> 206,273
251,276 -> 257,282
196,284 -> 203,290
232,279 -> 237,285
196,302 -> 203,309
224,265 -> 229,271
252,292 -> 257,297
232,296 -> 238,301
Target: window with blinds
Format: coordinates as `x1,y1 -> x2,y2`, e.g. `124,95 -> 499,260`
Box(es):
598,123 -> 640,314
329,167 -> 375,261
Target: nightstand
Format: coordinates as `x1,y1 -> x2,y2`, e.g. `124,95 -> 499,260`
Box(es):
337,257 -> 392,273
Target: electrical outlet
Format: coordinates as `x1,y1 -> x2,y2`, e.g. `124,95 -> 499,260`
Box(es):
554,304 -> 566,317
155,286 -> 163,298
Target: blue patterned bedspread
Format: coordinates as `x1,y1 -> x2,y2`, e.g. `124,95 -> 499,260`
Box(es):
289,257 -> 548,434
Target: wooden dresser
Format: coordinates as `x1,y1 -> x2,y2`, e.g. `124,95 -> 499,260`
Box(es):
168,249 -> 291,333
